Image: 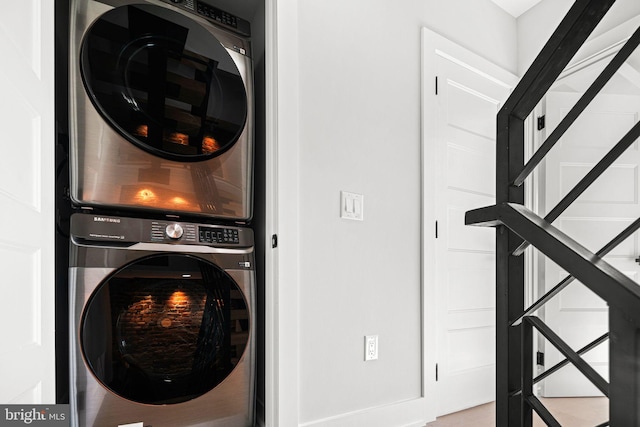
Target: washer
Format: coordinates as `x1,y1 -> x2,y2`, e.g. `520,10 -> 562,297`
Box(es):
69,213 -> 255,426
69,0 -> 254,221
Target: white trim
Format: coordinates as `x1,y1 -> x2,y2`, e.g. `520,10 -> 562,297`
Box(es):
298,398 -> 427,427
435,49 -> 515,90
264,0 -> 278,424
421,27 -> 439,424
264,0 -> 301,425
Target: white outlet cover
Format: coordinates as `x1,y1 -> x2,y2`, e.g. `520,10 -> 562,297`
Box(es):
365,335 -> 378,361
341,191 -> 364,221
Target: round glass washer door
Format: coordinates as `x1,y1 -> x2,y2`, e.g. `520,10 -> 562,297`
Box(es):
81,254 -> 250,405
80,4 -> 248,161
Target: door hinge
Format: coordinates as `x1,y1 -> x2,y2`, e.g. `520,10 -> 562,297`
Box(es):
435,221 -> 439,238
536,351 -> 545,366
537,115 -> 546,130
435,363 -> 439,381
435,76 -> 438,95
272,234 -> 278,248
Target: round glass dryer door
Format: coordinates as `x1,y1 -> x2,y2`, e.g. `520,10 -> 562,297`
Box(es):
81,254 -> 250,405
80,4 -> 248,161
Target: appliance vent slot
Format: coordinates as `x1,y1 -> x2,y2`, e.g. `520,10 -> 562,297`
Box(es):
184,0 -> 195,11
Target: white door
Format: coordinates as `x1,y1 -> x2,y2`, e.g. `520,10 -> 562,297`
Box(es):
542,90 -> 640,397
0,1 -> 56,403
422,28 -> 517,416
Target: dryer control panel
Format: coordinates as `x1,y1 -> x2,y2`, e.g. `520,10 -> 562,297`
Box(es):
159,0 -> 251,37
71,213 -> 253,248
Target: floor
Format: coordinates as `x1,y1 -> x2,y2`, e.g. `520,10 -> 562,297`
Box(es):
426,398 -> 609,426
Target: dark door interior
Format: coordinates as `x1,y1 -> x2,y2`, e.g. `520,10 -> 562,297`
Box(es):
80,4 -> 248,161
81,254 -> 250,404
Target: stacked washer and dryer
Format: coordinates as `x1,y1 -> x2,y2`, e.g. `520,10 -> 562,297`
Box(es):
67,1 -> 256,426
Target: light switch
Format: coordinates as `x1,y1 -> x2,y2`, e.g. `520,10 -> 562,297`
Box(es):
341,191 -> 364,221
346,197 -> 355,213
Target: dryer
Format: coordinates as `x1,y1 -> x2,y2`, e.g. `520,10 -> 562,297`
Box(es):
69,0 -> 254,221
69,213 -> 255,426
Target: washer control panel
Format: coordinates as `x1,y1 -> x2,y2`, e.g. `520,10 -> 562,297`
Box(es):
151,221 -> 245,246
151,221 -> 198,243
199,226 -> 240,244
196,2 -> 238,28
71,214 -> 253,248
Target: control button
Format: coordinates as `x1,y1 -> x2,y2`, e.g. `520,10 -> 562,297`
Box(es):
166,223 -> 184,239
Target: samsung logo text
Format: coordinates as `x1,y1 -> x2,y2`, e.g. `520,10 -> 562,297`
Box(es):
93,216 -> 121,223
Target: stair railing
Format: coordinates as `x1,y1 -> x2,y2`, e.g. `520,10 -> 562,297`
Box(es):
464,0 -> 640,425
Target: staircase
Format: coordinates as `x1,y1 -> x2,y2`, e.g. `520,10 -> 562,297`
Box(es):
464,0 -> 640,425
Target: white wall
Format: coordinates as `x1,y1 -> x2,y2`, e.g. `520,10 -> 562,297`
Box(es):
593,0 -> 640,39
518,0 -> 640,75
516,0 -> 573,76
424,0 -> 517,75
273,0 -> 516,425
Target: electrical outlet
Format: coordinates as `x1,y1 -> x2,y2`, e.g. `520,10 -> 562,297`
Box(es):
365,335 -> 378,361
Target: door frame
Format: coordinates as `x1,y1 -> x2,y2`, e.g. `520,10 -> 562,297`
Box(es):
263,0 -> 302,425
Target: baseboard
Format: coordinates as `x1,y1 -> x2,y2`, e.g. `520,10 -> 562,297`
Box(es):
298,397 -> 427,427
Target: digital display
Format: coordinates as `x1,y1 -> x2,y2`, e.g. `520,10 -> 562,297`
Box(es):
199,226 -> 240,244
196,3 -> 238,28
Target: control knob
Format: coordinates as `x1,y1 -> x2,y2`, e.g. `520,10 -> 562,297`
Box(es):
166,223 -> 184,240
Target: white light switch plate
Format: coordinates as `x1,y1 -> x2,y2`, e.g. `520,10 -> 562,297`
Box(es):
341,191 -> 364,221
